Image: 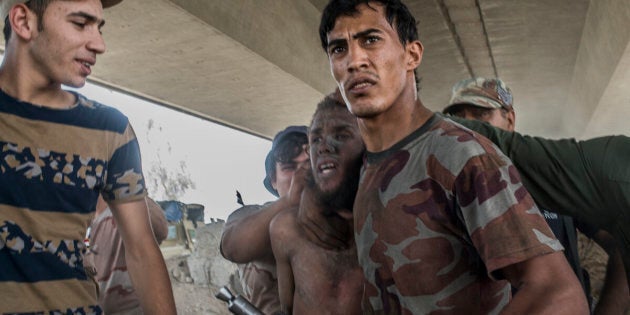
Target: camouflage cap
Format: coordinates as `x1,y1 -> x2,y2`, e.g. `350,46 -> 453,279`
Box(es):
443,77 -> 513,114
1,0 -> 123,19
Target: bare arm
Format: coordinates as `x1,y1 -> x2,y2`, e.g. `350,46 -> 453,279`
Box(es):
269,210 -> 295,314
297,180 -> 353,250
592,230 -> 630,315
109,199 -> 176,315
146,197 -> 168,244
501,252 -> 588,315
221,161 -> 308,263
221,201 -> 290,263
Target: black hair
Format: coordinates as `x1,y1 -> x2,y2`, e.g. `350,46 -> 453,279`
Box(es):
319,0 -> 419,52
4,0 -> 52,42
319,0 -> 422,91
269,132 -> 308,181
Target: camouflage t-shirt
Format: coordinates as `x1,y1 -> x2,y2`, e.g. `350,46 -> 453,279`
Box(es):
0,90 -> 146,314
354,115 -> 562,315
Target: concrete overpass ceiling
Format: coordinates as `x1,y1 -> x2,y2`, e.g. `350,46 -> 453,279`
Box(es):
93,0 -> 328,138
2,0 -> 628,139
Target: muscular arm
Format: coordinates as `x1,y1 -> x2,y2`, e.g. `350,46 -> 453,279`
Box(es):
221,161 -> 308,263
591,230 -> 630,315
269,210 -> 296,314
221,200 -> 293,263
109,199 -> 176,315
297,180 -> 353,250
500,252 -> 588,315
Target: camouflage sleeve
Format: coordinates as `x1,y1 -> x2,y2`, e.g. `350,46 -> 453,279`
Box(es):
102,123 -> 147,204
454,145 -> 563,279
447,115 -> 603,223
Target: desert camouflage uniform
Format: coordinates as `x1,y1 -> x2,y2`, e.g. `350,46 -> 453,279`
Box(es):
0,90 -> 146,314
229,204 -> 281,315
89,207 -> 143,314
239,260 -> 279,314
354,114 -> 562,315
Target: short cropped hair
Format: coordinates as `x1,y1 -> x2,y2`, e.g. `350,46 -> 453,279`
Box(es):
272,133 -> 308,168
319,0 -> 422,91
3,0 -> 53,42
310,91 -> 349,127
319,0 -> 419,52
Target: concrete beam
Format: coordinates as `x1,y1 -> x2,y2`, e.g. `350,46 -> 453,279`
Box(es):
92,0 -> 328,139
563,0 -> 630,138
584,42 -> 630,138
169,0 -> 334,94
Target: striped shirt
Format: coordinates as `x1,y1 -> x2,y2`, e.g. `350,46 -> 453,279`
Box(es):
0,89 -> 147,314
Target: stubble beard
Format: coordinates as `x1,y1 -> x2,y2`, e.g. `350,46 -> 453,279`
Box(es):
307,159 -> 362,212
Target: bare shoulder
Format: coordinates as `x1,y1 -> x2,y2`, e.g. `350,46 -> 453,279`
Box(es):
269,208 -> 299,239
225,204 -> 266,223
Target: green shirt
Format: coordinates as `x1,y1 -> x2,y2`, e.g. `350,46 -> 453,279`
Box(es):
448,115 -> 630,284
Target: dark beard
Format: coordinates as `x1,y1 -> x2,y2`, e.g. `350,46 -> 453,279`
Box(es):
307,159 -> 362,211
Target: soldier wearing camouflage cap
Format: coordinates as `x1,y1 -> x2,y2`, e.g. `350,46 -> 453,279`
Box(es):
443,77 -> 516,131
309,0 -> 588,313
444,77 -> 629,314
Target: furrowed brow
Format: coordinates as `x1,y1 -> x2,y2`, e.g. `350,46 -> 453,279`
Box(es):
352,28 -> 382,40
327,28 -> 383,50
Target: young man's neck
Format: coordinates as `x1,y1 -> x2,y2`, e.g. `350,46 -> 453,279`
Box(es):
0,56 -> 75,109
358,96 -> 433,153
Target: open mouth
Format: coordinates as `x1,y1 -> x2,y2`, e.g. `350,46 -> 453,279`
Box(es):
77,60 -> 93,76
319,162 -> 337,175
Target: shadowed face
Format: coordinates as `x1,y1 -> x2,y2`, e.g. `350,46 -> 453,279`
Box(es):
309,106 -> 364,202
448,104 -> 515,132
272,149 -> 309,198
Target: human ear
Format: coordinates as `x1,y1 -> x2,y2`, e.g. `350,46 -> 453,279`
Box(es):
8,3 -> 36,41
271,173 -> 278,190
507,110 -> 516,132
406,40 -> 424,70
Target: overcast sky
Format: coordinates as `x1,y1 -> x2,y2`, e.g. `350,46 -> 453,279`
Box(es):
76,83 -> 275,221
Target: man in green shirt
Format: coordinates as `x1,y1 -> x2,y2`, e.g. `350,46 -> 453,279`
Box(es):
444,81 -> 630,304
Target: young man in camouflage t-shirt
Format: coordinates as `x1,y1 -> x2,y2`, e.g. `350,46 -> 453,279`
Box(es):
309,0 -> 589,313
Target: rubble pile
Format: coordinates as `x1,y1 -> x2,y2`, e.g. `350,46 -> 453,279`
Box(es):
166,221 -> 242,315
